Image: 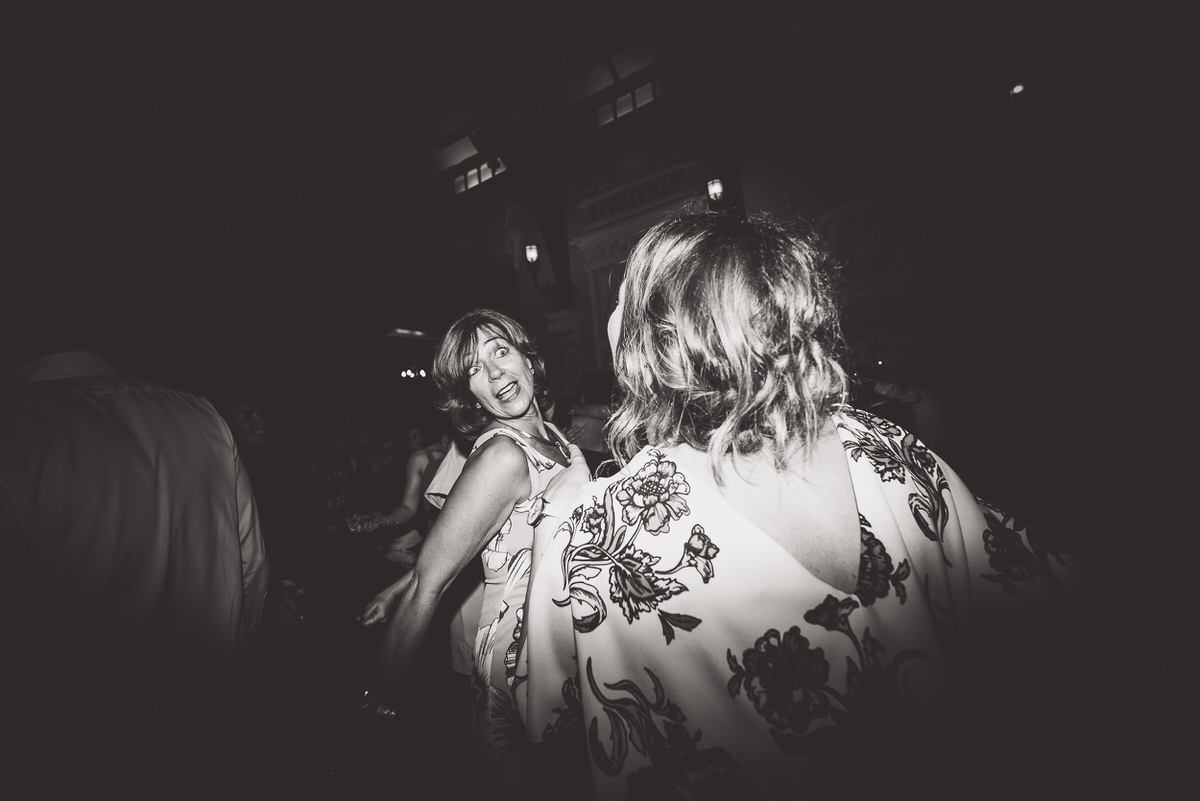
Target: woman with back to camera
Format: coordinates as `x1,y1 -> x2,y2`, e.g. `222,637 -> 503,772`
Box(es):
359,309 -> 576,792
524,212 -> 1078,798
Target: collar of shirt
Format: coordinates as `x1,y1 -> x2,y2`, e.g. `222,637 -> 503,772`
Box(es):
3,351 -> 120,390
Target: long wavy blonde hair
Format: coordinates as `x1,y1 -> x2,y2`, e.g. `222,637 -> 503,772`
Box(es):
606,212 -> 849,480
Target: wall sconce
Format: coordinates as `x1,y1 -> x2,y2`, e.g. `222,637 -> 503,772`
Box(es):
524,245 -> 555,305
707,179 -> 724,201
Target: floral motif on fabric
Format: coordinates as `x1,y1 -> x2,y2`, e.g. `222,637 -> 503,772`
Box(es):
541,672 -> 584,742
486,682 -> 524,767
839,406 -> 951,558
583,658 -> 744,792
556,450 -> 714,644
615,456 -> 691,534
976,499 -> 1068,595
726,595 -> 929,755
854,513 -> 911,606
504,606 -> 524,688
481,516 -> 513,571
471,602 -> 507,719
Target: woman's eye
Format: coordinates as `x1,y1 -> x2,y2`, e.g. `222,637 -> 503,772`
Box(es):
495,346 -> 509,358
468,364 -> 481,376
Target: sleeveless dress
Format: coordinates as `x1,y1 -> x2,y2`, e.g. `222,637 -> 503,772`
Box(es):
468,424 -> 568,787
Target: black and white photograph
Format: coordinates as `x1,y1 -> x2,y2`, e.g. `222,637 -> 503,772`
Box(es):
2,2 -> 1190,798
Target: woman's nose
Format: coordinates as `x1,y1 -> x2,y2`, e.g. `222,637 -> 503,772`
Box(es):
487,361 -> 504,380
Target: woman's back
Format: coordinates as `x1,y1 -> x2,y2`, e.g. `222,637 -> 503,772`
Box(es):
526,408 -> 1079,799
663,421 -> 860,594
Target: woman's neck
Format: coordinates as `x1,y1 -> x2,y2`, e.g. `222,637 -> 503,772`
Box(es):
663,421 -> 836,482
492,409 -> 547,439
488,413 -> 570,465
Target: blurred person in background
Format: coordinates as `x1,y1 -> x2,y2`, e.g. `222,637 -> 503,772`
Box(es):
348,412 -> 457,571
0,286 -> 271,795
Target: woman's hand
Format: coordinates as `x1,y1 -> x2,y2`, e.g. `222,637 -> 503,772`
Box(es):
543,442 -> 590,515
347,511 -> 387,534
359,572 -> 413,626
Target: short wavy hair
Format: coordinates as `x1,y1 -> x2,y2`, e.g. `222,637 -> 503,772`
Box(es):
607,212 -> 849,479
432,308 -> 549,438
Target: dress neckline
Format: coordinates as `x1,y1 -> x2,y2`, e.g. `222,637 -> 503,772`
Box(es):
496,422 -> 570,463
475,422 -> 570,468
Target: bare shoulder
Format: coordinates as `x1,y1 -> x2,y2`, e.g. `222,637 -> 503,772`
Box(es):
407,448 -> 431,473
465,433 -> 528,477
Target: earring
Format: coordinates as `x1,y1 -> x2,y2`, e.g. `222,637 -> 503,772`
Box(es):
475,402 -> 481,409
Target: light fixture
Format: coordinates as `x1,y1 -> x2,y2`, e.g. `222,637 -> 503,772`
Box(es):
386,328 -> 435,341
707,179 -> 724,201
1011,84 -> 1024,95
524,244 -> 556,305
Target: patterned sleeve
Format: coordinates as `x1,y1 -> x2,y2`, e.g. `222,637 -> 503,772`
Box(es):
838,405 -> 1079,630
936,454 -> 1080,620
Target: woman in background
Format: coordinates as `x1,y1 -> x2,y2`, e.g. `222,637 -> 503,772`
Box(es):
525,213 -> 1078,799
350,414 -> 456,570
567,369 -> 617,477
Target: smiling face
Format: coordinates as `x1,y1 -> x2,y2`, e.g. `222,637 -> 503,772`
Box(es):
231,402 -> 266,446
467,326 -> 538,423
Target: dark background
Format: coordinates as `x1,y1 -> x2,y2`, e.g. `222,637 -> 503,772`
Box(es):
3,6 -> 1191,562
5,3 -> 1190,514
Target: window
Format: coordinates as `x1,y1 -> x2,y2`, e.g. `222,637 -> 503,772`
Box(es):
451,158 -> 505,195
615,93 -> 633,118
595,71 -> 671,127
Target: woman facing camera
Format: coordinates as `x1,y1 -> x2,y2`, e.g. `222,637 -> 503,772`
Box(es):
525,213 -> 1078,798
361,309 -> 576,790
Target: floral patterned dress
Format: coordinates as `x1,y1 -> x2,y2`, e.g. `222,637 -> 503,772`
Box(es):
524,407 -> 1078,799
468,425 -> 567,787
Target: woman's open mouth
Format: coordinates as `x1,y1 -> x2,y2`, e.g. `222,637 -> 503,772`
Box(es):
496,381 -> 518,401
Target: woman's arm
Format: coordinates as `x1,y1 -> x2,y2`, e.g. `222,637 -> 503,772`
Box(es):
374,437 -> 531,693
360,570 -> 414,625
